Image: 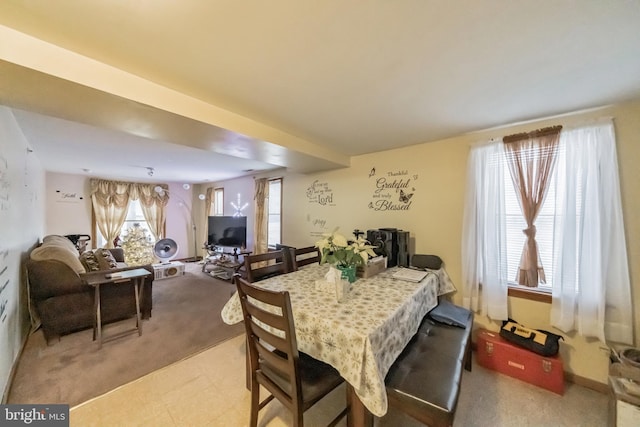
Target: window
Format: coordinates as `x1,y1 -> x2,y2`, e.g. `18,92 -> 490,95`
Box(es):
96,199 -> 156,247
213,188 -> 224,216
267,178 -> 282,248
463,120 -> 632,344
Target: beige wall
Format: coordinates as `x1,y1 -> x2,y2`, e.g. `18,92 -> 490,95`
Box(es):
24,99 -> 640,389
260,99 -> 639,385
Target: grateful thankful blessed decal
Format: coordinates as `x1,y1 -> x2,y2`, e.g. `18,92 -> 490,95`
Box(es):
368,167 -> 417,211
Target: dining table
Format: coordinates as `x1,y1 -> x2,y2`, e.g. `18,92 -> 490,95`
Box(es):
221,263 -> 439,427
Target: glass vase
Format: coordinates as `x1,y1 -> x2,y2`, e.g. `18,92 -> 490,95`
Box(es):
337,265 -> 357,283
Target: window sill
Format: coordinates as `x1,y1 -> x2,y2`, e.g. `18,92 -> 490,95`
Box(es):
508,286 -> 552,304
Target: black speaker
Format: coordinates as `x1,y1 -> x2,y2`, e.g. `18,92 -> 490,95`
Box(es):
367,229 -> 394,262
367,228 -> 410,268
396,231 -> 410,267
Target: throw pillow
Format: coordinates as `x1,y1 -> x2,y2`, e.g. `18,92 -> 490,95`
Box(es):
94,249 -> 119,270
30,244 -> 86,274
42,235 -> 79,253
79,251 -> 101,272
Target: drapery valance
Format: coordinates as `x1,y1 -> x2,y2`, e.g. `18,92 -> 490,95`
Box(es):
503,125 -> 563,144
90,179 -> 170,246
90,179 -> 169,207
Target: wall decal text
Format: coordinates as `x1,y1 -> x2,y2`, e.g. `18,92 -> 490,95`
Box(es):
306,180 -> 335,206
367,168 -> 418,211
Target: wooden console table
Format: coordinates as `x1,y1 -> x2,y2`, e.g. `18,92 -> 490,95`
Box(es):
81,268 -> 151,348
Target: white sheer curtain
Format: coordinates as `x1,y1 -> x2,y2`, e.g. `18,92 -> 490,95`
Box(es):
462,120 -> 632,344
550,121 -> 633,344
461,141 -> 509,320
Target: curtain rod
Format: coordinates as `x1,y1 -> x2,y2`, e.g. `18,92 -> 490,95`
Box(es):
469,116 -> 614,147
503,125 -> 562,144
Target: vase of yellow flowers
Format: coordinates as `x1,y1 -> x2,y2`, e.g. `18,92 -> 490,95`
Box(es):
315,228 -> 377,283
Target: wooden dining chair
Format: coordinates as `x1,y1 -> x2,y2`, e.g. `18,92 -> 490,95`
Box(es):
243,249 -> 293,282
275,244 -> 297,272
235,277 -> 349,427
292,246 -> 320,270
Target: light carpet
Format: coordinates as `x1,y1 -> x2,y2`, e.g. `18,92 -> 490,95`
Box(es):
7,262 -> 244,407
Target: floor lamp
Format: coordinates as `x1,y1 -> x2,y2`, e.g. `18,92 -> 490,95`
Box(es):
154,184 -> 205,262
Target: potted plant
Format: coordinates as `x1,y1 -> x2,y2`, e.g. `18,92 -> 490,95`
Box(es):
315,228 -> 377,283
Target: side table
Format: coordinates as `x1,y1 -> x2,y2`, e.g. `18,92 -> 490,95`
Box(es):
81,268 -> 151,348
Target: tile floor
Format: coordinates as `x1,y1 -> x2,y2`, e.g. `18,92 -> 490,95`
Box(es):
70,333 -> 609,426
70,334 -> 346,426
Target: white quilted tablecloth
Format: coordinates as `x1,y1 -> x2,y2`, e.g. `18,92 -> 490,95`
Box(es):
221,264 -> 438,417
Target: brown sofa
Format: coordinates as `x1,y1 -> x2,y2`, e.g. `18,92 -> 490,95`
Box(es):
27,235 -> 153,343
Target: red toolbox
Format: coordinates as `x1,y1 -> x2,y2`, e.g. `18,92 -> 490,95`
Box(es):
476,328 -> 565,395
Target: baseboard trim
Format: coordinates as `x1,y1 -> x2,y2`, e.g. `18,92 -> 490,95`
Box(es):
564,372 -> 609,394
471,343 -> 608,394
2,325 -> 32,404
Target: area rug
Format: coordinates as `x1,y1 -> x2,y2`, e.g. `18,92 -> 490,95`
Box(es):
7,262 -> 244,407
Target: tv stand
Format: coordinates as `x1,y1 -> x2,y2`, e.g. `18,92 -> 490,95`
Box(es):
204,245 -> 249,260
202,245 -> 251,279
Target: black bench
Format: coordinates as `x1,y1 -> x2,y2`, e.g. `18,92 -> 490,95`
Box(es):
385,302 -> 473,427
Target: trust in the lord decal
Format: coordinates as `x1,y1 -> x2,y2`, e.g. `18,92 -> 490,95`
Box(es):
306,179 -> 335,206
368,167 -> 417,211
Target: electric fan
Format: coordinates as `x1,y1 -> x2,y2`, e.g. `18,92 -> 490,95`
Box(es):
153,238 -> 179,264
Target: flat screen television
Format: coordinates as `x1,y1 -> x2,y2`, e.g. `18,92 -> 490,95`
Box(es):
207,216 -> 247,248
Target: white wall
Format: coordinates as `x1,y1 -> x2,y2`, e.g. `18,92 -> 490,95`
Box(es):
0,106 -> 45,401
44,174 -> 193,259
164,182 -> 195,260
45,173 -> 94,248
198,176 -> 255,251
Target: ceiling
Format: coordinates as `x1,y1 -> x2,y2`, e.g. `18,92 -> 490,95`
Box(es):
1,1 -> 639,183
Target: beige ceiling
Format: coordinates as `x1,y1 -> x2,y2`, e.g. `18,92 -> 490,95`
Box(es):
1,1 -> 639,183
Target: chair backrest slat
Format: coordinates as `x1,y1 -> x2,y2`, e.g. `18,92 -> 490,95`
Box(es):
244,249 -> 293,282
257,340 -> 292,377
294,246 -> 320,269
243,297 -> 288,331
249,316 -> 291,354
